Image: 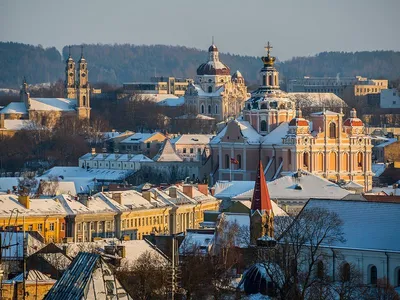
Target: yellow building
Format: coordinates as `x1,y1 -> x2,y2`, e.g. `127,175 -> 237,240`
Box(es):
0,195 -> 66,243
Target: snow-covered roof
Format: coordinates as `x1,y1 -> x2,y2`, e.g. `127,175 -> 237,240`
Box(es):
310,110 -> 340,116
41,167 -> 134,181
56,193 -> 122,215
262,122 -> 288,145
8,269 -> 55,283
102,131 -> 123,140
157,96 -> 185,106
304,199 -> 400,252
119,132 -> 163,144
29,98 -> 77,111
211,119 -> 261,145
372,163 -> 387,177
288,93 -> 347,108
102,190 -> 165,209
0,195 -> 66,217
0,102 -> 27,114
233,199 -> 288,217
175,114 -> 215,120
235,173 -> 350,201
153,139 -> 183,162
0,177 -> 20,192
172,134 -> 214,145
79,153 -> 153,163
214,181 -> 255,200
370,185 -> 400,196
179,231 -> 214,255
193,84 -> 225,97
374,138 -> 397,148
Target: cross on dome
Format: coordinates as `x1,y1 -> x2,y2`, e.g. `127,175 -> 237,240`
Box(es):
264,41 -> 273,56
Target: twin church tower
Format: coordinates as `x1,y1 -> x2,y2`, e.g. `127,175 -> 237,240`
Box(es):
65,46 -> 91,120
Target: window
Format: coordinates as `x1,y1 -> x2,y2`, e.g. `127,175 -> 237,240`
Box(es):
225,154 -> 230,169
28,224 -> 33,231
208,86 -> 212,93
397,268 -> 400,286
107,221 -> 111,229
215,105 -> 218,114
201,104 -> 204,114
288,149 -> 292,165
317,261 -> 324,279
77,224 -> 81,232
208,105 -> 211,114
183,148 -> 187,154
260,120 -> 267,131
146,218 -> 148,226
135,219 -> 138,227
329,122 -> 337,138
147,142 -> 151,149
38,224 -> 43,231
263,75 -> 266,86
342,263 -> 351,282
237,154 -> 242,169
357,152 -> 363,169
61,223 -> 65,231
370,265 -> 377,285
83,95 -> 86,106
190,148 -> 194,154
49,223 -> 54,231
131,219 -> 133,227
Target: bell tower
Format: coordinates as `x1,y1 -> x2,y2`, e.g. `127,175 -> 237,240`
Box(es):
260,42 -> 279,89
76,46 -> 91,120
65,46 -> 76,99
20,77 -> 30,109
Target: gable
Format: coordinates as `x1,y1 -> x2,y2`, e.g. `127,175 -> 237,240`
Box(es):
221,121 -> 245,143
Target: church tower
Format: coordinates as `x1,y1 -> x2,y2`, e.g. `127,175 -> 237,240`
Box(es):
76,46 -> 91,120
65,46 -> 76,99
20,77 -> 30,109
250,161 -> 274,245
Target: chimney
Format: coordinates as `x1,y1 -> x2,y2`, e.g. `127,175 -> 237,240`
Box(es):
0,114 -> 4,129
142,191 -> 152,202
210,187 -> 215,196
197,184 -> 208,196
91,148 -> 96,155
111,192 -> 122,204
18,195 -> 30,209
183,185 -> 193,198
116,245 -> 126,258
78,194 -> 89,207
169,187 -> 177,198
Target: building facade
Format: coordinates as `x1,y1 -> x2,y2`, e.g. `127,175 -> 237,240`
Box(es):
184,44 -> 248,122
210,45 -> 373,191
123,76 -> 190,97
380,88 -> 400,109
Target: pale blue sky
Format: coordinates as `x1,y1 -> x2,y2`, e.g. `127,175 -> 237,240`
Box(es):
1,0 -> 399,60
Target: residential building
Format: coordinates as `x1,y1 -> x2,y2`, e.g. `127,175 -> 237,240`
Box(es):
0,195 -> 66,243
210,44 -> 373,191
184,44 -> 248,122
116,132 -> 167,157
171,134 -> 214,162
123,76 -> 191,97
0,47 -> 91,136
372,137 -> 399,162
380,88 -> 400,108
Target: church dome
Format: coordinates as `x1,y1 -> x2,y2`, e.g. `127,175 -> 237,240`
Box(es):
344,108 -> 363,126
232,70 -> 243,79
196,44 -> 230,76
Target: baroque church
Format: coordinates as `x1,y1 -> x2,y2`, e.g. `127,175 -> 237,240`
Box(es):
184,43 -> 249,122
210,43 -> 373,191
0,47 -> 91,135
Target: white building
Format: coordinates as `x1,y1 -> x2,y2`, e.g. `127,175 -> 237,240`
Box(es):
380,88 -> 400,109
171,134 -> 214,162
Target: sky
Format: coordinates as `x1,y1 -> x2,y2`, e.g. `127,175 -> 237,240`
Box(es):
1,0 -> 399,61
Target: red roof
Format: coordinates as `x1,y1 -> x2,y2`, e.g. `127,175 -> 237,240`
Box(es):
289,118 -> 309,127
343,118 -> 363,126
251,161 -> 272,212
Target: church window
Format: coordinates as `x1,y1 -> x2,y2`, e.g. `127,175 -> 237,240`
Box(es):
261,103 -> 267,109
208,86 -> 212,93
201,104 -> 205,114
342,263 -> 351,282
208,79 -> 212,83
268,74 -> 273,86
270,102 -> 277,109
260,120 -> 267,131
237,154 -> 242,169
215,105 -> 218,114
329,122 -> 337,138
225,154 -> 229,169
183,148 -> 186,153
83,95 -> 86,106
208,105 -> 211,114
316,261 -> 324,279
317,153 -> 324,171
357,152 -> 363,169
190,148 -> 194,154
330,152 -> 337,171
370,265 -> 377,285
69,64 -> 73,69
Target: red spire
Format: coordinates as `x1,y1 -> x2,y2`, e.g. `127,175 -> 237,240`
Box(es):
251,161 -> 272,212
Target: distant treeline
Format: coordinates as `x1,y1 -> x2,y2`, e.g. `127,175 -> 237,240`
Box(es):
0,42 -> 399,88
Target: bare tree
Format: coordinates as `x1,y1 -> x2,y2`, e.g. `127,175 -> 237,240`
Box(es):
18,173 -> 38,196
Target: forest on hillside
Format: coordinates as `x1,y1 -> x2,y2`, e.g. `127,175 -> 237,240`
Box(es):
0,42 -> 399,88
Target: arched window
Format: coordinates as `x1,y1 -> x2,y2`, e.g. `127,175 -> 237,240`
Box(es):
237,154 -> 242,169
215,105 -> 218,114
201,104 -> 205,114
261,103 -> 267,109
317,261 -> 324,279
342,152 -> 349,171
260,120 -> 267,132
330,152 -> 337,171
247,104 -> 251,110
342,263 -> 351,282
357,152 -> 363,169
208,105 -> 211,114
370,265 -> 377,285
263,75 -> 266,86
225,154 -> 229,169
288,149 -> 292,166
303,152 -> 309,169
268,74 -> 273,86
83,95 -> 86,106
208,86 -> 212,93
318,153 -> 324,171
329,122 -> 337,139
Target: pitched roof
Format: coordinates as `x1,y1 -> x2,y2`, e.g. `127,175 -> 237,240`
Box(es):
45,252 -> 99,300
153,139 -> 183,162
119,132 -> 162,144
8,269 -> 55,283
0,102 -> 28,114
251,161 -> 272,212
304,199 -> 400,252
172,134 -> 214,145
29,98 -> 77,111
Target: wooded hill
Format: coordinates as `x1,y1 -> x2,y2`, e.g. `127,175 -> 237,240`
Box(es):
0,42 -> 399,88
